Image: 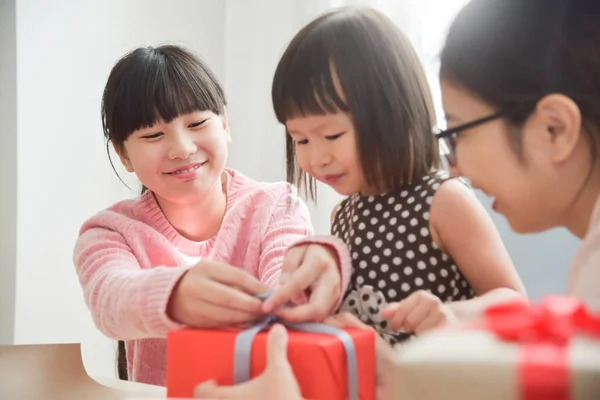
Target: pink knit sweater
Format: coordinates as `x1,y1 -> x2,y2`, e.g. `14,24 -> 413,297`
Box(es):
73,169 -> 351,386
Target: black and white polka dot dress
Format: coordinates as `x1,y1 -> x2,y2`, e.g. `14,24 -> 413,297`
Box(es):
332,170 -> 475,346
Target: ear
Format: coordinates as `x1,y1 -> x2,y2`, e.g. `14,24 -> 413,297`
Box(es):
220,112 -> 232,144
534,94 -> 582,163
112,142 -> 135,173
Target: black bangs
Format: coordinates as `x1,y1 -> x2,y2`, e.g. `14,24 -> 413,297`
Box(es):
101,45 -> 226,147
272,22 -> 349,123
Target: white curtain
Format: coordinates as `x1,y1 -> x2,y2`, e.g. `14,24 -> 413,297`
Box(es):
223,0 -> 470,234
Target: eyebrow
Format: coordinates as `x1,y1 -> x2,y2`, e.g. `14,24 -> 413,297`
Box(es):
287,120 -> 333,136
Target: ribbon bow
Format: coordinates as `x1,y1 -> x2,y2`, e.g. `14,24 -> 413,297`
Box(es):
484,296 -> 600,345
233,291 -> 359,400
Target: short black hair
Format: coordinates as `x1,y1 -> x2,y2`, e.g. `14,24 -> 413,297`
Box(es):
102,44 -> 226,151
272,6 -> 440,199
440,0 -> 600,158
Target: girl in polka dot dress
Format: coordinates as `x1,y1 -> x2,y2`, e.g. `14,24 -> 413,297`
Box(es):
271,6 -> 527,346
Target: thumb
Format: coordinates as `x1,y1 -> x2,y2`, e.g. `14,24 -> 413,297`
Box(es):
193,380 -> 219,398
266,324 -> 290,368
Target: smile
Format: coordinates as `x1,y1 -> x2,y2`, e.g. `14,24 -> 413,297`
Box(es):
167,162 -> 206,175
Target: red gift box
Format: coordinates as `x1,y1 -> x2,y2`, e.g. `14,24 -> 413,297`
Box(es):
167,325 -> 375,399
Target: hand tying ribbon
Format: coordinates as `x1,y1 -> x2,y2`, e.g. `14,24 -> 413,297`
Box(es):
233,291 -> 359,400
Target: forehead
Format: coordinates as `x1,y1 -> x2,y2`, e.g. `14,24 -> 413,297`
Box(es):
285,113 -> 352,133
441,80 -> 496,123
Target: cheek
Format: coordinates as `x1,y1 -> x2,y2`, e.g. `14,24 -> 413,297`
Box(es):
295,147 -> 312,173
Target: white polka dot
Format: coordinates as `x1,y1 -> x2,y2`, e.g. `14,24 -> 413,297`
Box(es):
428,273 -> 436,282
388,197 -> 395,204
375,240 -> 383,248
401,210 -> 410,218
369,270 -> 377,279
352,252 -> 359,260
359,260 -> 367,269
368,196 -> 375,203
426,196 -> 433,205
438,285 -> 446,294
358,222 -> 366,230
441,253 -> 449,261
353,215 -> 359,222
432,241 -> 440,250
421,190 -> 428,197
395,240 -> 404,250
430,257 -> 438,266
423,211 -> 430,220
370,217 -> 378,225
407,250 -> 415,259
400,190 -> 408,197
357,202 -> 364,209
432,183 -> 440,190
417,261 -> 426,270
383,248 -> 392,256
419,244 -> 428,253
388,289 -> 397,298
401,282 -> 410,292
451,265 -> 458,273
415,185 -> 422,191
394,204 -> 402,211
383,211 -> 390,218
366,231 -> 374,240
355,237 -> 362,245
440,268 -> 448,277
404,266 -> 413,275
420,227 -> 429,237
414,204 -> 422,212
389,217 -> 397,225
410,218 -> 418,227
398,225 -> 406,233
386,232 -> 394,241
357,276 -> 365,285
378,280 -> 386,288
375,203 -> 383,211
407,196 -> 415,204
381,264 -> 389,272
372,255 -> 380,264
453,287 -> 460,296
379,225 -> 386,233
415,277 -> 424,286
364,246 -> 371,254
363,209 -> 371,217
393,257 -> 402,265
390,273 -> 399,282
462,280 -> 468,288
408,234 -> 416,243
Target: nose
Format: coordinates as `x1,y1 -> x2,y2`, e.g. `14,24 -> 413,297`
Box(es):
168,130 -> 197,160
309,145 -> 333,169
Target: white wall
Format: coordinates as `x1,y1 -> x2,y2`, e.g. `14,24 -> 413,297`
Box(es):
0,0 -> 17,346
1,0 -> 226,377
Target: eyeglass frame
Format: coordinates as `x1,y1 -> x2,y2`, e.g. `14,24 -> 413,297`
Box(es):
433,112 -> 505,167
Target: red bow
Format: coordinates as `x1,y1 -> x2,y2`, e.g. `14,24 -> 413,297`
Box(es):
484,296 -> 600,345
482,296 -> 600,400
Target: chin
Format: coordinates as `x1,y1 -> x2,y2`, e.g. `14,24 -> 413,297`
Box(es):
505,214 -> 557,235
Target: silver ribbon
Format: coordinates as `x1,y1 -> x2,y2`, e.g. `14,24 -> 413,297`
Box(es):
232,292 -> 359,400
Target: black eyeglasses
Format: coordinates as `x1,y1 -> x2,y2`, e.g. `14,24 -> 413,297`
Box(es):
433,112 -> 504,167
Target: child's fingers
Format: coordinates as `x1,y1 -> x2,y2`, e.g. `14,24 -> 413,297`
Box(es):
399,300 -> 434,333
201,261 -> 267,296
263,260 -> 317,314
200,279 -> 264,314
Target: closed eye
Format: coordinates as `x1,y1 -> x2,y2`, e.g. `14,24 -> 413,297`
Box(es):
189,119 -> 208,128
142,132 -> 163,139
296,139 -> 309,145
325,132 -> 345,141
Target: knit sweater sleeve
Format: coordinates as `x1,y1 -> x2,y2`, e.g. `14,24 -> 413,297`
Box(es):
73,225 -> 188,340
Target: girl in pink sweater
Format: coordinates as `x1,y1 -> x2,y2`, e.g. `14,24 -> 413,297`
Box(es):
72,45 -> 351,386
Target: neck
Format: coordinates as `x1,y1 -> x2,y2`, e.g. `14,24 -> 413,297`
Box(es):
155,172 -> 228,242
564,169 -> 600,239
